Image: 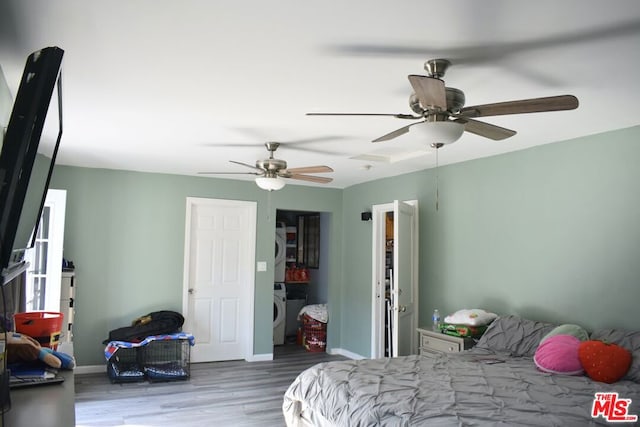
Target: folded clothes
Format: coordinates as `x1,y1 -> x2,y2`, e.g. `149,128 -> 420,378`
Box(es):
298,304 -> 328,323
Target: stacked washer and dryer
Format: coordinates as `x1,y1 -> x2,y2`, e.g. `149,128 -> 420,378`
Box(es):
273,282 -> 286,345
273,223 -> 287,345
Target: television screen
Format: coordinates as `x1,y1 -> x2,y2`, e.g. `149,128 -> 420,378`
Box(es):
0,45 -> 64,416
10,80 -> 62,262
0,46 -> 64,271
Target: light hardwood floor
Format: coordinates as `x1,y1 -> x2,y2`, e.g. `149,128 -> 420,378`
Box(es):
75,343 -> 346,427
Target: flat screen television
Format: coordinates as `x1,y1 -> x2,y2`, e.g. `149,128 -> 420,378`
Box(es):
0,46 -> 64,416
0,46 -> 64,273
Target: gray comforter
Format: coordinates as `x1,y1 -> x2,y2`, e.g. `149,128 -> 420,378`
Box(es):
283,350 -> 640,426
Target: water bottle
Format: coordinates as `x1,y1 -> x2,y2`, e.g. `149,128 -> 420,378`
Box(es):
432,309 -> 441,331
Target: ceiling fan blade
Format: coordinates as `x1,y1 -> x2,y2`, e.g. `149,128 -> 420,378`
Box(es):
202,143 -> 258,148
229,160 -> 263,172
461,95 -> 578,118
202,141 -> 345,156
372,122 -> 422,143
272,145 -> 342,156
407,75 -> 447,111
285,136 -> 343,144
206,142 -> 344,156
307,112 -> 421,120
286,165 -> 333,174
287,174 -> 333,184
198,171 -> 262,176
454,118 -> 517,141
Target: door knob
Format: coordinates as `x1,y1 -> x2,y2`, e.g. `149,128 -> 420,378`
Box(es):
188,288 -> 194,294
399,305 -> 407,312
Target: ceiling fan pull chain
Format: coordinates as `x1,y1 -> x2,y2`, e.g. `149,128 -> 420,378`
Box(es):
435,146 -> 439,211
267,190 -> 273,221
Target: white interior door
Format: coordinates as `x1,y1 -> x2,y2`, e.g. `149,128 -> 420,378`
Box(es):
391,200 -> 418,357
183,197 -> 256,362
371,200 -> 418,358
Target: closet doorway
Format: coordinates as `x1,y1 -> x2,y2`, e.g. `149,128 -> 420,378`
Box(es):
274,209 -> 330,353
370,200 -> 419,358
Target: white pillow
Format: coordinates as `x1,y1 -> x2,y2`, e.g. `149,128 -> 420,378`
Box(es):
444,309 -> 498,326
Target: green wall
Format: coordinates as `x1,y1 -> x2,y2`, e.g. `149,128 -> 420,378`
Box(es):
49,168 -> 343,365
51,125 -> 640,364
341,125 -> 640,357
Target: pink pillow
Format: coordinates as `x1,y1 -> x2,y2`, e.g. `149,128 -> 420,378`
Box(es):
534,334 -> 584,375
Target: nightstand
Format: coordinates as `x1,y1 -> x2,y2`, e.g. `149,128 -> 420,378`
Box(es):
417,327 -> 476,355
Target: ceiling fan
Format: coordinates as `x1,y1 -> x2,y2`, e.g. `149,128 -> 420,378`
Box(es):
198,142 -> 333,191
307,59 -> 579,149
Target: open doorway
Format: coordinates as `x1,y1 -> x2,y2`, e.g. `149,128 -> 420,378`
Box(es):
371,200 -> 419,358
274,209 -> 331,358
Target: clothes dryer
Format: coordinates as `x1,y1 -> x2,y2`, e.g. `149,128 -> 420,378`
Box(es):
273,283 -> 286,345
275,223 -> 286,283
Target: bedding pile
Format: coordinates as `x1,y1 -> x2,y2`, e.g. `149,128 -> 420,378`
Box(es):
283,315 -> 640,426
440,308 -> 497,338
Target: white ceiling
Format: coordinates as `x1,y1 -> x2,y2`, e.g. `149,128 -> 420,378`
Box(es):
1,1 -> 639,189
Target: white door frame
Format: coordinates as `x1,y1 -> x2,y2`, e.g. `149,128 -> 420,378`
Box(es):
182,197 -> 256,361
371,200 -> 419,358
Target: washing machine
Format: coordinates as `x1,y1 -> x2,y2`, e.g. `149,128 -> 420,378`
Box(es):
273,283 -> 287,345
275,223 -> 286,283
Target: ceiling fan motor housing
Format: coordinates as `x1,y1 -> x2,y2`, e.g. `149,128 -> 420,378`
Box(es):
445,87 -> 465,113
410,87 -> 465,114
256,158 -> 287,172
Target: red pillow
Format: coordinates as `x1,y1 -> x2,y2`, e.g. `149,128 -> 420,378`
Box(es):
578,340 -> 632,384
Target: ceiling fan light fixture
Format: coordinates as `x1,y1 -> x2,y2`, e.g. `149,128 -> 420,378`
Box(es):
255,176 -> 286,191
413,120 -> 465,145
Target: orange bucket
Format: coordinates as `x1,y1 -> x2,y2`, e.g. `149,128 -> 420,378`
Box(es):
14,311 -> 64,349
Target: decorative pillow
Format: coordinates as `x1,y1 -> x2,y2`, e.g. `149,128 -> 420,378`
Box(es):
540,324 -> 589,345
443,309 -> 498,326
588,329 -> 640,383
534,334 -> 583,375
474,315 -> 557,357
578,340 -> 632,384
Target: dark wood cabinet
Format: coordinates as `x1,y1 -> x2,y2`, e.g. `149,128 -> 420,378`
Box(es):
297,214 -> 320,268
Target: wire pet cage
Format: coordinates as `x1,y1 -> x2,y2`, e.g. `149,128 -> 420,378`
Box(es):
142,339 -> 191,382
107,347 -> 145,383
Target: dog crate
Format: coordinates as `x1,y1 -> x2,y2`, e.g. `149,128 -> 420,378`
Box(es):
107,347 -> 146,383
142,338 -> 191,382
104,333 -> 194,383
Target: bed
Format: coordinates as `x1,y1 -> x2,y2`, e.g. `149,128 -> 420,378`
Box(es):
283,315 -> 640,426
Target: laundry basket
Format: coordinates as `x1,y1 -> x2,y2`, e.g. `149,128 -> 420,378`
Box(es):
302,313 -> 326,352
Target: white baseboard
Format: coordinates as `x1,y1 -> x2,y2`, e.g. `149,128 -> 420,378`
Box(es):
77,350 -> 358,373
75,364 -> 105,375
79,349 -> 358,372
328,348 -> 366,360
79,353 -> 275,371
247,353 -> 273,362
